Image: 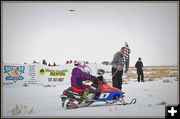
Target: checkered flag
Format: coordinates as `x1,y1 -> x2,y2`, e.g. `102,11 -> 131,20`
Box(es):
121,42 -> 131,65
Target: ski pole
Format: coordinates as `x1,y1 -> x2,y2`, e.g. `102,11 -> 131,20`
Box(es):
112,66 -> 120,78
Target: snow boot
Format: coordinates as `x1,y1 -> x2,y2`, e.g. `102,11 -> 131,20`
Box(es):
81,88 -> 89,100
71,102 -> 78,109
66,100 -> 78,109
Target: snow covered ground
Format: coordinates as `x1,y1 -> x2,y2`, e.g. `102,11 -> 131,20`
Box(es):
2,77 -> 178,118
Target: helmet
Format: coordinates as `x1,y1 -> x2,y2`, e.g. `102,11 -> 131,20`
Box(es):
138,57 -> 141,60
74,61 -> 87,68
74,61 -> 80,66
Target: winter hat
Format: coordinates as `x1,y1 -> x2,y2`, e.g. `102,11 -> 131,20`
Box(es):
74,61 -> 87,68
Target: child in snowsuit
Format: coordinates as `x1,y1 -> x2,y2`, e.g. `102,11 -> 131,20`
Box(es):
71,61 -> 98,100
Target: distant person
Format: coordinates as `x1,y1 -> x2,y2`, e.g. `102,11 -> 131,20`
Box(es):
135,57 -> 144,82
33,60 -> 37,63
111,47 -> 130,90
53,62 -> 56,66
42,59 -> 47,65
70,60 -> 72,64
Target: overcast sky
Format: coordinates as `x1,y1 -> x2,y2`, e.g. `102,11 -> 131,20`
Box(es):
2,2 -> 178,66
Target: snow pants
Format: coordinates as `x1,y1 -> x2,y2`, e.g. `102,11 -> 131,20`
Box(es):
137,70 -> 144,82
112,67 -> 123,90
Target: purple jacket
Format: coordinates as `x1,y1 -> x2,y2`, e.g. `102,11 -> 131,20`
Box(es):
71,67 -> 92,89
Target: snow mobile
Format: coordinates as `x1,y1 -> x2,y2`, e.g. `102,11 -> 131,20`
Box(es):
60,69 -> 136,109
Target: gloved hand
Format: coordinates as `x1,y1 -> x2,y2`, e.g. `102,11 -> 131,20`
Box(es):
91,76 -> 98,88
91,76 -> 97,80
117,64 -> 121,70
90,85 -> 100,93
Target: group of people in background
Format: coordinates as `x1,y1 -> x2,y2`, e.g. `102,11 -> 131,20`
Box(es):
66,60 -> 89,64
32,59 -> 90,66
32,59 -> 58,66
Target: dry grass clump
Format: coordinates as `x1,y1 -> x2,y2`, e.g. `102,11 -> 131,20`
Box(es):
11,104 -> 34,116
145,70 -> 177,79
126,71 -> 137,80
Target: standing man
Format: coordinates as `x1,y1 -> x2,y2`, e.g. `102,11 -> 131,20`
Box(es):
135,57 -> 144,82
111,47 -> 130,90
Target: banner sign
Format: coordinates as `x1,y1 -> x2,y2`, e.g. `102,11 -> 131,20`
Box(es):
3,64 -> 26,86
38,65 -> 69,85
27,64 -> 38,85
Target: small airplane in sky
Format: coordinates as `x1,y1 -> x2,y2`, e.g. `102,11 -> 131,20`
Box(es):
68,9 -> 76,12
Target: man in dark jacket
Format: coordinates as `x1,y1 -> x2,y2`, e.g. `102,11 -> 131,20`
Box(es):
135,57 -> 144,82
